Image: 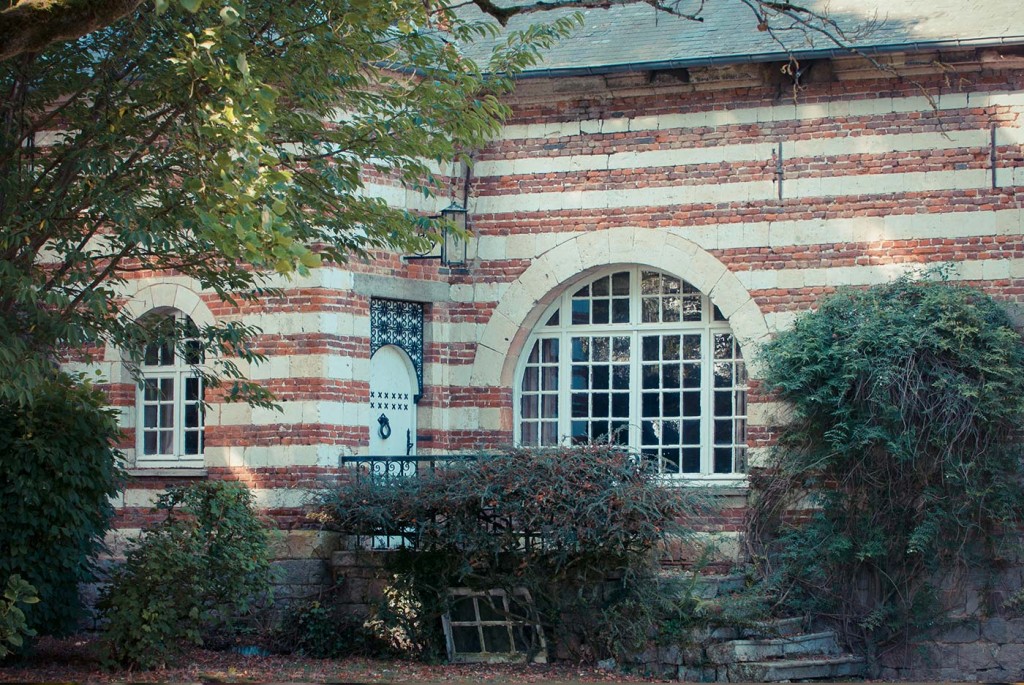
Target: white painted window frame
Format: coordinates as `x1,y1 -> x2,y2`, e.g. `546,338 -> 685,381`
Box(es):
513,266 -> 747,482
135,310 -> 205,469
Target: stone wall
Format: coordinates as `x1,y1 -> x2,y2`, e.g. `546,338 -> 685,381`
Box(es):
879,618 -> 1024,682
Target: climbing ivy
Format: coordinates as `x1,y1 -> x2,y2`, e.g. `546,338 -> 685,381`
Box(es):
750,276 -> 1024,666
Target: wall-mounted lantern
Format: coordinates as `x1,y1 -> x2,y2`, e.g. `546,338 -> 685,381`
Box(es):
439,200 -> 467,267
405,199 -> 469,268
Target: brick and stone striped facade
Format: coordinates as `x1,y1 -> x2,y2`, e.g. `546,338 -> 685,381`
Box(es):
68,48 -> 1024,532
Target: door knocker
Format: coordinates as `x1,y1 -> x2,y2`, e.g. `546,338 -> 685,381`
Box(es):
377,413 -> 392,439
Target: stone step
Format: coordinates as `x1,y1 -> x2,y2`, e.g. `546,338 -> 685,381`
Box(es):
745,616 -> 807,638
706,631 -> 840,664
710,616 -> 808,641
691,573 -> 747,599
727,654 -> 866,682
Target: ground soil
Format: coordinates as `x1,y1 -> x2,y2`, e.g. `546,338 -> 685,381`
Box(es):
0,636 -> 667,684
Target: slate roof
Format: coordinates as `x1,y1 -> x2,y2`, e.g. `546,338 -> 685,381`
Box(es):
462,0 -> 1024,76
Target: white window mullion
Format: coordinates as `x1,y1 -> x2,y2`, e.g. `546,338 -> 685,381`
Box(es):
700,327 -> 714,476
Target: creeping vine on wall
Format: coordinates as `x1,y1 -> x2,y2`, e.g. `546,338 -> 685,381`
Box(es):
749,275 -> 1024,669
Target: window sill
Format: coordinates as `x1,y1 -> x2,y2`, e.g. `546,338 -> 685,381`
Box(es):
127,467 -> 209,479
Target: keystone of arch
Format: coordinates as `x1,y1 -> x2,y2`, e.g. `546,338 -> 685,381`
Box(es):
469,227 -> 771,388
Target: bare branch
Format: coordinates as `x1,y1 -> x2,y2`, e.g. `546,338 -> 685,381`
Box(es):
463,0 -> 705,26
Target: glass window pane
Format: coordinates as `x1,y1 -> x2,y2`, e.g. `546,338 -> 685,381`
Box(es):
478,595 -> 505,621
542,338 -> 559,363
613,337 -> 629,361
522,396 -> 539,419
612,298 -> 629,323
451,596 -> 477,622
542,367 -> 558,391
682,419 -> 701,445
611,393 -> 629,417
572,300 -> 589,325
185,377 -> 201,402
542,395 -> 558,416
714,447 -> 733,474
144,431 -> 157,455
144,405 -> 157,428
662,336 -> 680,360
541,422 -> 558,445
683,391 -> 700,416
661,450 -> 680,474
662,298 -> 681,322
664,420 -> 680,445
664,392 -> 681,416
642,298 -> 659,323
641,271 -> 659,294
715,334 -> 733,360
714,419 -> 732,444
185,403 -> 200,428
184,339 -> 203,365
144,342 -> 160,366
612,271 -> 630,295
160,404 -> 174,429
522,367 -> 539,392
591,276 -> 609,296
483,626 -> 512,653
612,366 -> 629,389
571,338 -> 588,362
159,430 -> 174,454
592,366 -> 609,390
452,626 -> 482,653
184,431 -> 199,455
593,393 -> 610,417
642,393 -> 659,417
642,336 -> 659,361
682,448 -> 700,473
683,335 -> 701,360
571,395 -> 588,418
714,391 -> 732,416
714,362 -> 732,388
592,337 -> 609,362
522,423 -> 539,446
593,300 -> 609,324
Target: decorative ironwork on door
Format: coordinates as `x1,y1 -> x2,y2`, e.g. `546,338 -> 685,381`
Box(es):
370,298 -> 424,403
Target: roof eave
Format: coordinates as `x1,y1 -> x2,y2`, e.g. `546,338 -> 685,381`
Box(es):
512,34 -> 1024,79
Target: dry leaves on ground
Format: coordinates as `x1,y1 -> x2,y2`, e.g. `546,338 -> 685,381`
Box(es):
0,636 -> 668,684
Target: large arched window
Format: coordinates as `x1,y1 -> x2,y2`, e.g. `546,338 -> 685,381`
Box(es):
135,309 -> 205,467
515,267 -> 747,478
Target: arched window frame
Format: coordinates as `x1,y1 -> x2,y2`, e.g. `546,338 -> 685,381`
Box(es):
135,309 -> 205,468
514,266 -> 747,481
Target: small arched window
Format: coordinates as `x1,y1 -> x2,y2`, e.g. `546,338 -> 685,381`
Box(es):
515,267 -> 747,479
135,310 -> 204,467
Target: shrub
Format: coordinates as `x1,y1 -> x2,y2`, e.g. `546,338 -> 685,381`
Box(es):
751,276 -> 1024,664
322,444 -> 713,661
0,374 -> 123,637
276,598 -> 393,658
98,481 -> 273,669
0,576 -> 39,660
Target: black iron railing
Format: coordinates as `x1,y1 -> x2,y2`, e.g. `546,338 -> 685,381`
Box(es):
339,454 -> 478,482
